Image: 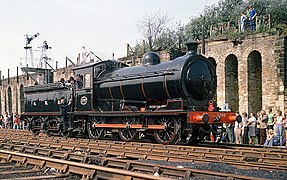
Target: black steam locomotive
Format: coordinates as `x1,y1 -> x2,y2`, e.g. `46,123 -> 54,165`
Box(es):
22,42 -> 236,144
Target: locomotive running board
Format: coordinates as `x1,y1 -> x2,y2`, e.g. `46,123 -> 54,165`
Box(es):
93,124 -> 165,130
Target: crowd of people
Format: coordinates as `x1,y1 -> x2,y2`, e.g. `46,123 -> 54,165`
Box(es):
220,107 -> 287,147
240,4 -> 257,32
0,112 -> 25,130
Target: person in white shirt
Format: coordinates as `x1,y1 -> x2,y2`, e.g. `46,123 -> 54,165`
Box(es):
247,112 -> 256,144
240,12 -> 247,32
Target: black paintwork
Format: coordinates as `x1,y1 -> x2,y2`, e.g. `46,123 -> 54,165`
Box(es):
24,82 -> 72,113
22,50 -> 217,141
24,51 -> 216,114
95,53 -> 216,110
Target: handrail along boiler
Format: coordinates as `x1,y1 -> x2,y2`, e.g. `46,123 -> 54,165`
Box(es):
22,42 -> 236,144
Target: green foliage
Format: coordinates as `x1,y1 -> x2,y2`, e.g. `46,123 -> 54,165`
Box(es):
275,23 -> 287,35
135,0 -> 287,55
184,0 -> 287,41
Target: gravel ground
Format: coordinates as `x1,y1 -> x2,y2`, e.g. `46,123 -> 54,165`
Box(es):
0,166 -> 81,180
138,160 -> 287,179
0,164 -> 33,172
0,162 -> 15,167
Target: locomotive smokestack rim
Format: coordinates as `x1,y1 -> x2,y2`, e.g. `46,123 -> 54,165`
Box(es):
185,41 -> 198,55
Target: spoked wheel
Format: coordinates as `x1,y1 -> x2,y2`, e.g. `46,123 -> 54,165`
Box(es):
119,117 -> 138,142
154,117 -> 180,145
87,117 -> 104,140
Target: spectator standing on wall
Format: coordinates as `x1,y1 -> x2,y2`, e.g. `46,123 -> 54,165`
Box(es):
245,6 -> 250,30
249,5 -> 257,31
242,112 -> 249,144
240,12 -> 247,32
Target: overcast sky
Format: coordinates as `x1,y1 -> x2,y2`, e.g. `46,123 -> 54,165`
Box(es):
0,0 -> 219,77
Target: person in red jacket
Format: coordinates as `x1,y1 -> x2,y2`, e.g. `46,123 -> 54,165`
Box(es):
13,114 -> 20,129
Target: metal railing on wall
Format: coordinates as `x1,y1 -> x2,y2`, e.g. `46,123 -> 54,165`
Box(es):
209,14 -> 272,37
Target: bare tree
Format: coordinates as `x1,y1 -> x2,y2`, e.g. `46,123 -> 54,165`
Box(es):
138,11 -> 170,51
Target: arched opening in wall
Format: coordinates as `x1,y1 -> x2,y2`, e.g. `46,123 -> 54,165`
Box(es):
8,86 -> 12,114
15,86 -> 18,114
20,85 -> 25,113
225,54 -> 239,111
248,51 -> 262,114
0,92 -> 1,114
4,90 -> 7,113
208,57 -> 217,101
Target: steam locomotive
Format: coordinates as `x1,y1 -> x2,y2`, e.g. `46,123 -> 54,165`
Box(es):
22,42 -> 236,145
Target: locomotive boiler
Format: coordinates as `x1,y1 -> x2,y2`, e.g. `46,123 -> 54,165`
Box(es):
22,42 -> 236,145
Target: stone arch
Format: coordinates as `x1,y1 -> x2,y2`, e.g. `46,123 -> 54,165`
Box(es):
20,84 -> 25,113
225,54 -> 239,111
247,50 -> 262,114
4,90 -> 7,113
8,86 -> 12,114
15,86 -> 18,114
208,57 -> 217,68
0,91 -> 1,114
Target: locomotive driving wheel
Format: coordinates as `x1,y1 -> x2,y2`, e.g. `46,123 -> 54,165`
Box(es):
154,117 -> 180,145
29,116 -> 40,136
87,117 -> 104,140
118,116 -> 138,142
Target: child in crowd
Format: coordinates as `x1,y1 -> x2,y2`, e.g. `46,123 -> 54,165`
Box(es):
264,129 -> 275,146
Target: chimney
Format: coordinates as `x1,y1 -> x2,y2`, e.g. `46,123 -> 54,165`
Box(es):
185,41 -> 198,55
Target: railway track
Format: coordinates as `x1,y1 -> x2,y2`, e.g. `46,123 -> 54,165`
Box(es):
0,129 -> 286,179
1,129 -> 287,171
0,136 -> 263,179
0,149 -> 169,180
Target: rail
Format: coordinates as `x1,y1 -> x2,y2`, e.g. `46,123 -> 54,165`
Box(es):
0,149 -> 166,180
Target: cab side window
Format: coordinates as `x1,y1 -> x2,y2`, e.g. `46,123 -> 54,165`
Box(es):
76,74 -> 83,89
94,64 -> 106,79
84,73 -> 91,88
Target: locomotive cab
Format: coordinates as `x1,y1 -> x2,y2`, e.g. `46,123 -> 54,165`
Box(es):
72,60 -> 129,112
73,64 -> 94,112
